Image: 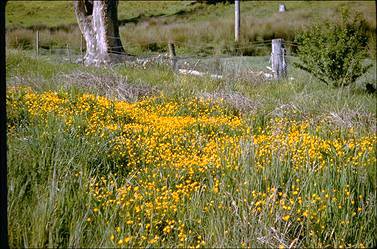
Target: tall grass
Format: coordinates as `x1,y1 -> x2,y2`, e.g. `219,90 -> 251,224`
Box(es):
7,49 -> 377,248
7,86 -> 376,248
8,109 -> 131,247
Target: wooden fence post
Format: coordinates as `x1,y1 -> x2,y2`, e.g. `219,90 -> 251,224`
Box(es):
168,42 -> 177,71
66,44 -> 71,63
271,38 -> 287,80
235,0 -> 240,42
279,4 -> 286,12
36,30 -> 39,57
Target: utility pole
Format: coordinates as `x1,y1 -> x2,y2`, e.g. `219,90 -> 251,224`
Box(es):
36,30 -> 39,57
235,0 -> 240,42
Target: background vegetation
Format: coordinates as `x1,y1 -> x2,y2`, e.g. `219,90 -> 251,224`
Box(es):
6,1 -> 377,56
294,10 -> 372,87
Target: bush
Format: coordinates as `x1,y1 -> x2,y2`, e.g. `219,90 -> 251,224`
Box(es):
294,9 -> 372,87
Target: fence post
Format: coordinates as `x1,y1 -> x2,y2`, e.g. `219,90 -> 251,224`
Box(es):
168,42 -> 177,71
66,44 -> 71,63
35,30 -> 39,57
235,0 -> 240,42
279,4 -> 286,12
271,38 -> 287,80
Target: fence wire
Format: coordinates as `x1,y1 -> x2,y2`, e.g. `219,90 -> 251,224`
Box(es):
28,31 -> 299,80
35,46 -> 280,80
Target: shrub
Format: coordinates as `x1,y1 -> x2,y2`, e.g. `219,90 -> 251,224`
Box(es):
294,9 -> 372,87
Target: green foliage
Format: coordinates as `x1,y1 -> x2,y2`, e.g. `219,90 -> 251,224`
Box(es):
294,10 -> 372,87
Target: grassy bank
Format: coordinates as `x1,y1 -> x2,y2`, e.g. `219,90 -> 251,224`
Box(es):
7,49 -> 377,248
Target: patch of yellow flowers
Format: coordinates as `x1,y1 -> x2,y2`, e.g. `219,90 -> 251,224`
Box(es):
253,118 -> 376,171
7,86 -> 376,247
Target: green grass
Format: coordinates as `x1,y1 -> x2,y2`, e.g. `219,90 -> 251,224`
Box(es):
8,115 -> 118,247
7,49 -> 376,116
6,1 -> 192,29
6,49 -> 377,248
6,1 -> 376,30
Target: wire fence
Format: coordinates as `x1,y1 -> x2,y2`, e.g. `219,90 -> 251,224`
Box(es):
26,31 -> 299,80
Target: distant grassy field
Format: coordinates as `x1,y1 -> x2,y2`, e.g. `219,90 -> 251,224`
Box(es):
6,1 -> 196,29
6,1 -> 376,56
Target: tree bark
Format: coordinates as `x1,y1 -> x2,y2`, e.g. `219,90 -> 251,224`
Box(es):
74,0 -> 125,66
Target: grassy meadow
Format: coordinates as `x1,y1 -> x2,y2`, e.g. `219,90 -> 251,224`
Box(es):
6,1 -> 377,56
6,1 -> 377,248
7,47 -> 377,248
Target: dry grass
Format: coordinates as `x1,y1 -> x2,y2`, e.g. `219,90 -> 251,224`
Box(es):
6,28 -> 82,52
6,28 -> 35,49
197,90 -> 260,114
56,71 -> 159,102
324,108 -> 377,133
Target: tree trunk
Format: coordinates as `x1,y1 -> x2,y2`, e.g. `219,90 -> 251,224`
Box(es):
74,0 -> 125,66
